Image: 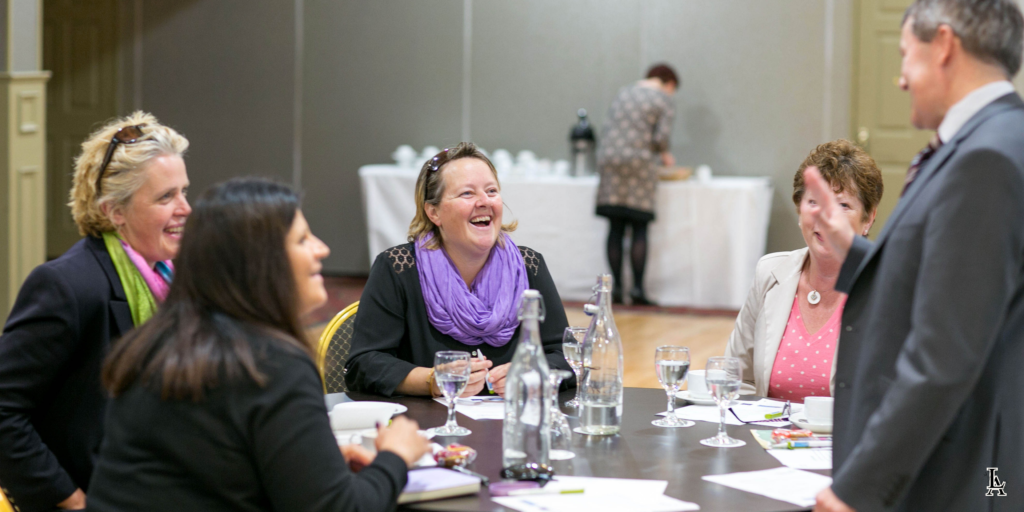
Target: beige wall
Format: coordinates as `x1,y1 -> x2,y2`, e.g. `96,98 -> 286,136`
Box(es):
303,0 -> 854,272
107,0 -> 855,274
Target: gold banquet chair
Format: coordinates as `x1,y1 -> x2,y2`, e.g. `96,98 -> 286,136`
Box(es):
317,301 -> 358,394
1,487 -> 15,512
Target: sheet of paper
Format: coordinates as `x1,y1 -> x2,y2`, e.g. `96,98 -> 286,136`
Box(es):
663,400 -> 800,427
702,467 -> 832,508
664,405 -> 744,425
766,448 -> 832,470
433,397 -> 505,420
493,493 -> 699,512
493,476 -> 698,512
729,399 -> 803,424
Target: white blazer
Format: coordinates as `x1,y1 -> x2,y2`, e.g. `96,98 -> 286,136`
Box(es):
724,247 -> 838,397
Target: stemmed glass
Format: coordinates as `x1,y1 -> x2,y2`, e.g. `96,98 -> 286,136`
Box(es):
561,327 -> 587,408
652,346 -> 694,428
428,351 -> 472,437
700,356 -> 745,447
547,370 -> 576,460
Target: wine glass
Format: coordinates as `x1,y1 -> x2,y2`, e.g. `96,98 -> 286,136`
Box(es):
547,370 -> 576,460
652,346 -> 693,428
700,356 -> 745,447
561,326 -> 587,408
428,351 -> 472,437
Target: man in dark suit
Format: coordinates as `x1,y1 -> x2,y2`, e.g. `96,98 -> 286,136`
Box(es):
808,1 -> 1024,511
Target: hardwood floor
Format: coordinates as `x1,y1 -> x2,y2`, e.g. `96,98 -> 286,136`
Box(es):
308,301 -> 737,391
564,306 -> 736,389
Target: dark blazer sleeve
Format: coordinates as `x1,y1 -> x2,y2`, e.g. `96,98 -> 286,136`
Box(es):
0,265 -> 82,509
831,148 -> 1024,511
835,235 -> 873,294
527,250 -> 574,384
345,253 -> 418,397
246,351 -> 408,512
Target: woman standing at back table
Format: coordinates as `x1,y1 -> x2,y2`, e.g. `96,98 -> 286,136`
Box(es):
596,63 -> 678,306
0,112 -> 190,511
725,140 -> 883,402
345,142 -> 573,398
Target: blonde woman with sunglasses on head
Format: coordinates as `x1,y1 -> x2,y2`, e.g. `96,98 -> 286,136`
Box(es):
0,112 -> 190,511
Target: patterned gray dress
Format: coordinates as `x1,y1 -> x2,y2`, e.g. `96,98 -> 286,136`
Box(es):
595,84 -> 675,221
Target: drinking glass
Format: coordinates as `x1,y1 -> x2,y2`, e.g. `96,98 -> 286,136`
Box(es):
700,356 -> 745,447
428,351 -> 472,437
548,370 -> 576,460
561,326 -> 587,408
652,346 -> 693,428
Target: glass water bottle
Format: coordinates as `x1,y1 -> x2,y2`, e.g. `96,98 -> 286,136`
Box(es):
502,289 -> 552,468
578,274 -> 624,435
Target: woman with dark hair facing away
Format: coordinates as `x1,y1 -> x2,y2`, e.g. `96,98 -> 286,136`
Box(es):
87,178 -> 430,512
345,142 -> 572,398
595,63 -> 678,305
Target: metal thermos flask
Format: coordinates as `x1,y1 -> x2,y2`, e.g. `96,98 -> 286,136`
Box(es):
570,108 -> 596,176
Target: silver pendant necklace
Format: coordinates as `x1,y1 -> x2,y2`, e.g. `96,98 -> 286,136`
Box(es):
807,290 -> 821,305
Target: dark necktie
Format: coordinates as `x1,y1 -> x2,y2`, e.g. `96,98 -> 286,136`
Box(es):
901,134 -> 942,197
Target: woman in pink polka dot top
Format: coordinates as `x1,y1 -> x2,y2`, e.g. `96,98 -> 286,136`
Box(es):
725,140 -> 883,403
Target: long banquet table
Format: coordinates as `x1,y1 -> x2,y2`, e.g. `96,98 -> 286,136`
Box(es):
359,165 -> 774,310
332,388 -> 825,511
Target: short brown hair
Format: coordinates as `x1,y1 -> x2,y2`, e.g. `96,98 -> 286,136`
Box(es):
407,142 -> 516,250
792,139 -> 883,222
646,63 -> 679,87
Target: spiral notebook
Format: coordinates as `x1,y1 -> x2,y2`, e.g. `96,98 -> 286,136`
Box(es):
397,467 -> 482,504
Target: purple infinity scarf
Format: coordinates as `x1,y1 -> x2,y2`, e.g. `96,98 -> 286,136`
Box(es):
415,233 -> 529,347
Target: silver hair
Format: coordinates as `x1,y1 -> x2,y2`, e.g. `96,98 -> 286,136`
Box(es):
904,0 -> 1024,78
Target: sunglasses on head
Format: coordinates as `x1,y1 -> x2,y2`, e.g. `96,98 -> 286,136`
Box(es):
427,148 -> 450,173
500,463 -> 556,487
96,124 -> 146,196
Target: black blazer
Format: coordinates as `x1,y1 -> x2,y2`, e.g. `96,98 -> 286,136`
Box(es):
86,323 -> 408,512
831,93 -> 1024,511
0,236 -> 133,512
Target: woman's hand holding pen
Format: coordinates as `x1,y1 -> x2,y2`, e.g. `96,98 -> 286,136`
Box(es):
461,356 -> 493,397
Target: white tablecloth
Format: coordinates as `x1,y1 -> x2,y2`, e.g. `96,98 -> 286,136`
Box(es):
360,165 -> 773,309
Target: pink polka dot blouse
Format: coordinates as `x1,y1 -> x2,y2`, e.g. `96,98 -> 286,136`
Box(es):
767,295 -> 845,403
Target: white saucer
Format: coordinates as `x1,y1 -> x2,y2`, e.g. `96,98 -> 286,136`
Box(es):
358,403 -> 409,415
791,414 -> 833,434
675,390 -> 718,406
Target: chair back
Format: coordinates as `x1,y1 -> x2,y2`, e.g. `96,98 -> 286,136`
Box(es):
0,487 -> 14,512
317,301 -> 358,394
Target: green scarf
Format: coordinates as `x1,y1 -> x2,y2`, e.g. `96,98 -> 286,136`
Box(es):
103,232 -> 157,326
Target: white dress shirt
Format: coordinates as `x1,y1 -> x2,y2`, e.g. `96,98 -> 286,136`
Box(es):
937,80 -> 1016,143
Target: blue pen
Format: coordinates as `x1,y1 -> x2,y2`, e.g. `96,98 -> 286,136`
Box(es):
787,440 -> 832,449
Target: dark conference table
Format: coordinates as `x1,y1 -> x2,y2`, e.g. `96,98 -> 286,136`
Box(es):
333,388 -> 827,512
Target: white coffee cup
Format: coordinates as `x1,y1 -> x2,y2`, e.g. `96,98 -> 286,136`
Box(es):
391,145 -> 417,168
359,428 -> 379,453
696,164 -> 713,183
687,370 -> 711,399
803,396 -> 834,425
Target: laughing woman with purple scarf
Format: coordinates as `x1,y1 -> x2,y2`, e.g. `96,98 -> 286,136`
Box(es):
346,142 -> 573,398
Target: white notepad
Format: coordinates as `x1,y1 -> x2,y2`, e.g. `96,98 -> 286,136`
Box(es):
702,467 -> 831,507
